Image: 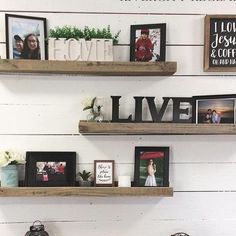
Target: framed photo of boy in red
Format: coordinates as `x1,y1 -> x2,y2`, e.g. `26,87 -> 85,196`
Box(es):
134,146 -> 169,187
130,23 -> 166,62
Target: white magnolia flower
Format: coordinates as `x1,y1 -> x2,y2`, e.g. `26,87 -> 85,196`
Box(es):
0,151 -> 10,167
7,150 -> 25,164
82,97 -> 96,110
0,150 -> 25,167
94,97 -> 103,107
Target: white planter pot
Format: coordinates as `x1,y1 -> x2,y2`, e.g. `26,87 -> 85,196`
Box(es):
0,165 -> 19,187
48,38 -> 113,61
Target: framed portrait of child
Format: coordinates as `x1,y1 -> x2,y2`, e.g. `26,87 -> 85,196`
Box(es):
130,23 -> 166,62
134,146 -> 169,187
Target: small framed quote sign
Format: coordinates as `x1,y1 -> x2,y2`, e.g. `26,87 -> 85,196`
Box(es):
204,15 -> 236,72
94,160 -> 115,187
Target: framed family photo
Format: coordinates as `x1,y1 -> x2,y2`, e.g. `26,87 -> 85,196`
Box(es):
130,23 -> 166,62
5,14 -> 47,60
94,160 -> 115,187
134,147 -> 169,187
192,94 -> 236,124
25,151 -> 76,187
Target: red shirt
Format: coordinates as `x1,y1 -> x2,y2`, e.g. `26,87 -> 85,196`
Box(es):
135,37 -> 153,61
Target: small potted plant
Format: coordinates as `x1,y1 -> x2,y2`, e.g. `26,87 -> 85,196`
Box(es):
78,170 -> 92,187
48,25 -> 120,61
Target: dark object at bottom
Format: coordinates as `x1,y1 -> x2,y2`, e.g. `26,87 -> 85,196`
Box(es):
171,233 -> 190,236
25,220 -> 49,236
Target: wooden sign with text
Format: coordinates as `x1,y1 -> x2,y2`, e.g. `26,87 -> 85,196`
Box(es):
94,160 -> 115,187
204,15 -> 236,72
48,38 -> 113,61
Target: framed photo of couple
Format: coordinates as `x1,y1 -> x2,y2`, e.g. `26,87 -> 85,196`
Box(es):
5,14 -> 47,60
134,146 -> 169,187
192,94 -> 236,124
130,23 -> 166,62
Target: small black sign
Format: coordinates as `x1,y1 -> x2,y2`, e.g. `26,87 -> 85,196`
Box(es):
204,15 -> 236,72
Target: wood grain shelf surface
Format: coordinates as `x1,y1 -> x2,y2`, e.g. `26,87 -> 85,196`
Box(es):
0,187 -> 173,197
79,121 -> 236,135
0,59 -> 177,76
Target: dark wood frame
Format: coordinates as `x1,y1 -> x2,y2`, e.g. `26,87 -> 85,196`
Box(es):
25,151 -> 76,187
204,15 -> 236,72
5,14 -> 47,60
192,94 -> 236,124
134,146 -> 169,187
94,160 -> 115,187
130,23 -> 166,62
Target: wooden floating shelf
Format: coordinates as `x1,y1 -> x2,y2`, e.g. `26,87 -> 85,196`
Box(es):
0,187 -> 173,197
79,121 -> 236,135
0,59 -> 177,76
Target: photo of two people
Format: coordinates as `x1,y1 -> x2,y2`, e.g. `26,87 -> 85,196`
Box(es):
196,99 -> 235,124
6,14 -> 47,60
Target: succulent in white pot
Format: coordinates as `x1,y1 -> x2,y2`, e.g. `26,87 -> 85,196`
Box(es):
78,170 -> 92,187
48,25 -> 120,61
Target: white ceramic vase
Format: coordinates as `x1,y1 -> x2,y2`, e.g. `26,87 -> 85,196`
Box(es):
0,165 -> 18,187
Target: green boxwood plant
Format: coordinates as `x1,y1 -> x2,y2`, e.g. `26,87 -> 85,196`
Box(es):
49,25 -> 120,45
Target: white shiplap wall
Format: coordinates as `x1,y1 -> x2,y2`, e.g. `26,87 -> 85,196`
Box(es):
1,1 -> 236,235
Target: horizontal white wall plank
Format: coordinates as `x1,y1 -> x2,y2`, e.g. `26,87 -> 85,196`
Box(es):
0,73 -> 236,134
2,0 -> 236,14
1,70 -> 236,104
1,135 -> 236,164
0,13 -> 204,45
0,103 -> 80,134
0,192 -> 236,235
1,221 -> 236,236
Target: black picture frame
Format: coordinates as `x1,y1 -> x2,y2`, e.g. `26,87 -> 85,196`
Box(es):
134,146 -> 169,187
192,94 -> 236,124
130,23 -> 166,62
25,151 -> 76,187
5,14 -> 47,60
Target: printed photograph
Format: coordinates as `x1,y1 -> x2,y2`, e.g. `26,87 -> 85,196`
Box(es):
134,147 -> 169,187
5,14 -> 47,60
130,23 -> 166,62
194,95 -> 236,124
36,162 -> 66,183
